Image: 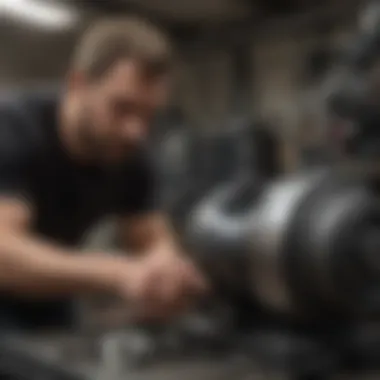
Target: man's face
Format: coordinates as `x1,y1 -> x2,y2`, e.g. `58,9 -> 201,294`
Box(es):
70,59 -> 170,164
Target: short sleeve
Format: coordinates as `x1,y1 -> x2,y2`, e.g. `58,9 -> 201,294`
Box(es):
0,106 -> 34,201
118,151 -> 161,215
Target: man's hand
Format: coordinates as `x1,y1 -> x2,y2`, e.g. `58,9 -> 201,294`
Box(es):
114,251 -> 208,321
117,213 -> 209,320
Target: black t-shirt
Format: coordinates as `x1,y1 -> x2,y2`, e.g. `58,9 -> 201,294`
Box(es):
0,87 -> 158,330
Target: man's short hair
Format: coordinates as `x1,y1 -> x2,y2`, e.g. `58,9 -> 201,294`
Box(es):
71,17 -> 173,80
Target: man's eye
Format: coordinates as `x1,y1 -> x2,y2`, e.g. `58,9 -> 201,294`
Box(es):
113,102 -> 131,115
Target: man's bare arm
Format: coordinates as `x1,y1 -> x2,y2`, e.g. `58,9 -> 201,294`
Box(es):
0,198 -> 126,298
118,212 -> 209,300
117,212 -> 179,254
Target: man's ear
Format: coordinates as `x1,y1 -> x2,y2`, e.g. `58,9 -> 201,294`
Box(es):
66,70 -> 87,92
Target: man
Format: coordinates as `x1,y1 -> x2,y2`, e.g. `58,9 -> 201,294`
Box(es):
0,18 -> 207,330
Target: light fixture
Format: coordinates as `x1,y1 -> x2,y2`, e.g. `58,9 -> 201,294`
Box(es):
0,0 -> 78,31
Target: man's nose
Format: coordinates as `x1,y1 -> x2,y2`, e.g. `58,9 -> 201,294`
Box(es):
122,119 -> 147,142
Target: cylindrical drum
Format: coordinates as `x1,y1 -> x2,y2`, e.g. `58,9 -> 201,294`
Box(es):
250,169 -> 380,319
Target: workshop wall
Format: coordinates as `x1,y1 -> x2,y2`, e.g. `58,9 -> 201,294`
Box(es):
0,13 -> 356,171
251,21 -> 356,170
177,46 -> 233,131
0,23 -> 74,86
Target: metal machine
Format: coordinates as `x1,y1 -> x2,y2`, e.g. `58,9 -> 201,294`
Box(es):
186,166 -> 380,378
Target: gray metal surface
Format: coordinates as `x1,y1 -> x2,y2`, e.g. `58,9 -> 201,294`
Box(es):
306,180 -> 374,309
249,170 -> 327,314
5,330 -> 378,380
4,332 -> 266,380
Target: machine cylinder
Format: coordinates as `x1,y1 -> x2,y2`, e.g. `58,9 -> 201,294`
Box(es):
187,169 -> 380,319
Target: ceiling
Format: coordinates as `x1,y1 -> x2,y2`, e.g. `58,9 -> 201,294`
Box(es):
56,0 -> 253,24
58,0 -> 353,24
0,0 -> 364,38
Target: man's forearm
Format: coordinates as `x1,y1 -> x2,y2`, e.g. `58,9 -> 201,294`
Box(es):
0,230 -> 120,298
119,214 -> 181,255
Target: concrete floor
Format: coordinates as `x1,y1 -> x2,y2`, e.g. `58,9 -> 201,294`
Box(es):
6,330 -> 380,380
5,333 -> 265,380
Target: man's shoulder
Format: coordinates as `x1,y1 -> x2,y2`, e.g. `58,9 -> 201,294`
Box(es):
0,86 -> 59,160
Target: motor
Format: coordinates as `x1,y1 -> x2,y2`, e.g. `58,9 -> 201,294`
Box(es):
250,168 -> 380,319
187,168 -> 380,320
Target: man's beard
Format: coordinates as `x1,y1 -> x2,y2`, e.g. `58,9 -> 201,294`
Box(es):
76,121 -> 101,163
76,119 -> 135,167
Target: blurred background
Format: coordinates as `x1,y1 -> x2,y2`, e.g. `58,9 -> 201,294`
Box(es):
0,0 -> 366,171
2,1 -> 380,379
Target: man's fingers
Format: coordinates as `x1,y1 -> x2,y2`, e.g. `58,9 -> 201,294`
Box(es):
131,293 -> 191,322
158,274 -> 182,302
181,260 -> 210,294
129,257 -> 210,323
